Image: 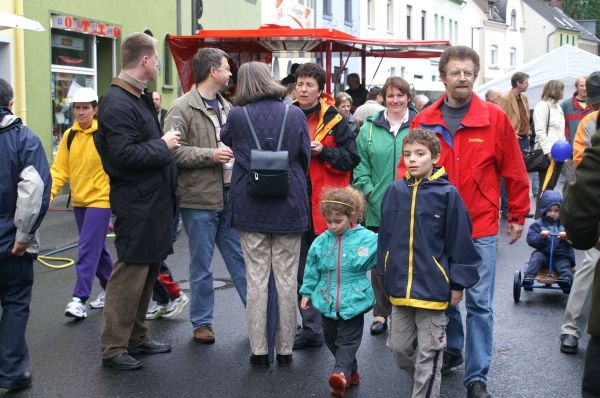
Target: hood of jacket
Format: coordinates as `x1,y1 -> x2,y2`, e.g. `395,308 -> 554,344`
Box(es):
540,189 -> 562,219
369,107 -> 418,132
0,106 -> 19,131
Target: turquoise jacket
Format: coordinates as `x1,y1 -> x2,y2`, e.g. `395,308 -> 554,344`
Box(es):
300,225 -> 377,320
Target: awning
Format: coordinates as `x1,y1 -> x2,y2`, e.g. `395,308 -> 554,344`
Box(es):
168,25 -> 449,92
0,12 -> 44,32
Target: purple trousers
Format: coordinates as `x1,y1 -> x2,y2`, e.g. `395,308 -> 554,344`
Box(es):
73,207 -> 113,301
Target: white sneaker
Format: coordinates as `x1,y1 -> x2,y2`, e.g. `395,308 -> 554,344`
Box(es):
163,293 -> 190,319
146,303 -> 167,320
89,291 -> 105,309
65,297 -> 87,319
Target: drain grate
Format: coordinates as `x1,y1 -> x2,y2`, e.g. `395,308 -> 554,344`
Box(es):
176,278 -> 234,291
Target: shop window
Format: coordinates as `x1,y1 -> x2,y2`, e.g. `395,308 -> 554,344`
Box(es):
51,29 -> 94,69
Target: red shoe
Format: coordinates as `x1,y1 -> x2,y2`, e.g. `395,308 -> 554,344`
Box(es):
329,373 -> 347,397
346,371 -> 360,386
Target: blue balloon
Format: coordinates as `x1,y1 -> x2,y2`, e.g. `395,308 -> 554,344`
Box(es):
551,140 -> 572,162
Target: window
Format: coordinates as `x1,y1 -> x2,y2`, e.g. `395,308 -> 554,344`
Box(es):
509,47 -> 516,68
454,21 -> 458,43
560,33 -> 563,45
440,16 -> 444,39
510,9 -> 516,30
434,14 -> 438,40
163,35 -> 172,86
367,0 -> 375,28
421,11 -> 426,40
323,0 -> 332,17
490,45 -> 498,66
401,66 -> 406,78
407,5 -> 412,39
345,0 -> 352,23
390,67 -> 397,76
449,19 -> 453,42
387,1 -> 394,33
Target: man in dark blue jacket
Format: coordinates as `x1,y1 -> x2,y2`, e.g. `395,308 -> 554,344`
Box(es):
95,32 -> 180,370
0,78 -> 51,391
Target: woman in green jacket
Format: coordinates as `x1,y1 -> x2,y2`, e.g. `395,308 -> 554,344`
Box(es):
352,76 -> 417,335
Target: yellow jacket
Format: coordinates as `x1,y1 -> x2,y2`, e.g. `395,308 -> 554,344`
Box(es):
50,119 -> 110,208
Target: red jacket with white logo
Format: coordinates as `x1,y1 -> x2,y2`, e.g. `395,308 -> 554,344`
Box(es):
404,94 -> 530,239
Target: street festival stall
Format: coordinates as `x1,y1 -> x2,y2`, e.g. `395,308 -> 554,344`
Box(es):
167,24 -> 450,93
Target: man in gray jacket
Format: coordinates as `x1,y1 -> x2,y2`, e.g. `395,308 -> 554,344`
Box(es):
165,47 -> 247,344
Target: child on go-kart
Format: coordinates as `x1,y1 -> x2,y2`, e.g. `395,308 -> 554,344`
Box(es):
524,190 -> 575,293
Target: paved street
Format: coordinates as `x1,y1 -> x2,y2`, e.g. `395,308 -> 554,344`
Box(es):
1,194 -> 586,398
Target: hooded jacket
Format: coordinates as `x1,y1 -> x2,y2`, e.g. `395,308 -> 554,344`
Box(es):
295,94 -> 360,235
377,167 -> 481,310
50,119 -> 110,208
353,108 -> 417,227
526,190 -> 576,264
409,94 -> 530,238
300,224 -> 377,320
0,106 -> 51,258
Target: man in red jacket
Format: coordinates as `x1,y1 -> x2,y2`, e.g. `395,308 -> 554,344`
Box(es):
409,46 -> 530,398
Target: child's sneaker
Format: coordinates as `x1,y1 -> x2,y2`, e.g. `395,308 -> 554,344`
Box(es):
146,303 -> 167,320
328,373 -> 347,397
65,297 -> 87,319
163,293 -> 189,319
88,291 -> 105,309
557,279 -> 572,294
522,276 -> 535,287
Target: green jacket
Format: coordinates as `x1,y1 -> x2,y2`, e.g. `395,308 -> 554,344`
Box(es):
562,127 -> 600,336
300,225 -> 377,320
352,108 -> 417,227
167,88 -> 232,210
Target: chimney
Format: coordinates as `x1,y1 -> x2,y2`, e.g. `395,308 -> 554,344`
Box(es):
550,0 -> 563,8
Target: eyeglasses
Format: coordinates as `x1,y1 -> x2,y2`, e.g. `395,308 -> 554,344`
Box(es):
447,70 -> 476,79
215,66 -> 231,72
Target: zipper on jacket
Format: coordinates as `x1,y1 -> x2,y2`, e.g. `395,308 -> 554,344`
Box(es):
406,178 -> 421,299
432,256 -> 450,283
335,235 -> 343,313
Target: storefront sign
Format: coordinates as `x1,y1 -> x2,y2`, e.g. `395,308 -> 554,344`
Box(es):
51,15 -> 121,39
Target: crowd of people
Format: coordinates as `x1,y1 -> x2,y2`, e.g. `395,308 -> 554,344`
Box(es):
1,31 -> 600,398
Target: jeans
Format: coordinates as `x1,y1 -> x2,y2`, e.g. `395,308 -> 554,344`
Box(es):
181,203 -> 247,330
445,235 -> 496,386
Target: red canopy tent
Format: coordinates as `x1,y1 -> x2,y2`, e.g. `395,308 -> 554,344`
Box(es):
168,25 -> 450,92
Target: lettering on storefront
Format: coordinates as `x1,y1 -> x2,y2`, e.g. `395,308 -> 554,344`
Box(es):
51,15 -> 121,39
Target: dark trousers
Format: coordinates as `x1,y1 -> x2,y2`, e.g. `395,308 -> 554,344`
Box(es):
525,251 -> 573,281
0,255 -> 33,383
367,226 -> 391,319
100,260 -> 160,359
322,313 -> 364,376
297,228 -> 322,339
583,335 -> 600,398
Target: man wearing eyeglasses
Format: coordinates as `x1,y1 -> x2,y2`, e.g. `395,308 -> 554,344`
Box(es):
409,46 -> 530,398
164,47 -> 247,346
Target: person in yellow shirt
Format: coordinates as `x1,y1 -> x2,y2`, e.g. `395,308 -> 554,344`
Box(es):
50,87 -> 113,320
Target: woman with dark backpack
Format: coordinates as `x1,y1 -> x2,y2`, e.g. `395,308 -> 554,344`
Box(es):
221,61 -> 311,367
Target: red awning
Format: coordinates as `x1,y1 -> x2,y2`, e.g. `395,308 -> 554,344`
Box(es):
168,25 -> 450,92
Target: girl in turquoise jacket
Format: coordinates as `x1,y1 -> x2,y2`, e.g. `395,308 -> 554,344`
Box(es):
299,187 -> 377,398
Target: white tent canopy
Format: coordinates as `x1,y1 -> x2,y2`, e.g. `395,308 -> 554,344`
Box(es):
475,45 -> 600,108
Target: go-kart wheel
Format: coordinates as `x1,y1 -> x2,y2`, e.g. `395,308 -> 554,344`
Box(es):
513,270 -> 522,303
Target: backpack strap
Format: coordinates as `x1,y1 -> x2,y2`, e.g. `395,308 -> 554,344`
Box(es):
66,129 -> 76,151
276,104 -> 289,151
242,106 -> 262,150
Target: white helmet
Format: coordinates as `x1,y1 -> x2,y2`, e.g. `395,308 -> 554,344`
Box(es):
70,87 -> 98,103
